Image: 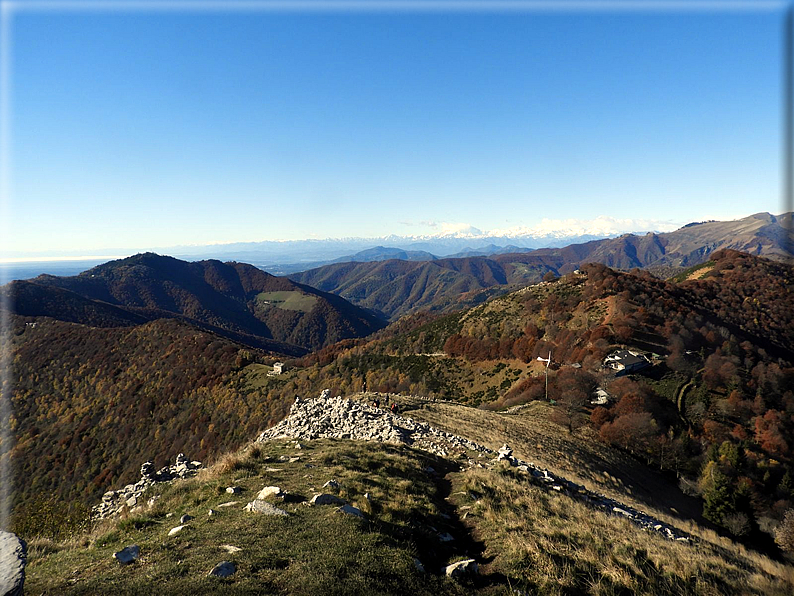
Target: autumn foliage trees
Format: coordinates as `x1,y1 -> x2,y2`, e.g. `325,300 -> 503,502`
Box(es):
9,316 -> 293,509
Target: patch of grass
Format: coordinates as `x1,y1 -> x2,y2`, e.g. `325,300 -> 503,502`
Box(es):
24,411 -> 794,595
449,466 -> 794,595
668,261 -> 715,284
255,291 -> 318,313
25,439 -> 470,596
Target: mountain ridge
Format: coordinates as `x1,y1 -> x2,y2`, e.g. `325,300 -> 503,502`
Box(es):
291,212 -> 793,319
5,252 -> 386,354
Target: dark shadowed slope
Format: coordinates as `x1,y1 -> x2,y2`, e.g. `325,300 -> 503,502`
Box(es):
15,253 -> 386,352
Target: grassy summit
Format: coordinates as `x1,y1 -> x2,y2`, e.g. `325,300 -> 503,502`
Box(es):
25,423 -> 794,595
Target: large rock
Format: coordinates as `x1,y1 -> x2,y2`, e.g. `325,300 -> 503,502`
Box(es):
244,500 -> 288,516
311,493 -> 346,506
336,504 -> 366,519
256,486 -> 284,500
208,561 -> 236,578
0,532 -> 26,596
113,545 -> 140,565
445,558 -> 478,579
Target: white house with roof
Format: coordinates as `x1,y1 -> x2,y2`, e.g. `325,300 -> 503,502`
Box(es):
604,349 -> 650,375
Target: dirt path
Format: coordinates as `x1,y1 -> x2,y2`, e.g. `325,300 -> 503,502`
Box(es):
676,379 -> 695,413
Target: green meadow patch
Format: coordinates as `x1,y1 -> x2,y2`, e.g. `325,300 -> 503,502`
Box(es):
255,291 -> 318,313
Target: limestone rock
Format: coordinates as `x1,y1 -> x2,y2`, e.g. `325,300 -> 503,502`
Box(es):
220,545 -> 242,553
322,479 -> 340,490
244,500 -> 288,516
336,504 -> 366,519
168,525 -> 186,536
180,514 -> 193,524
112,545 -> 139,565
311,494 -> 346,506
208,561 -> 236,578
445,559 -> 478,578
0,531 -> 26,596
226,486 -> 242,494
256,486 -> 284,500
91,453 -> 202,520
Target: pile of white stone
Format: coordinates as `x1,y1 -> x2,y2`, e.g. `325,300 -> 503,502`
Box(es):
92,453 -> 202,519
256,395 -> 489,460
257,394 -> 689,543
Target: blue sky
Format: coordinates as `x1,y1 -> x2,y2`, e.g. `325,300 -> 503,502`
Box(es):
1,1 -> 787,256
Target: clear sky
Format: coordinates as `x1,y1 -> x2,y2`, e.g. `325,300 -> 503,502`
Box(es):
1,1 -> 787,256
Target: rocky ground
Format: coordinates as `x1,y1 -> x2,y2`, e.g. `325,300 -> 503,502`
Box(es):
256,393 -> 690,542
92,453 -> 203,520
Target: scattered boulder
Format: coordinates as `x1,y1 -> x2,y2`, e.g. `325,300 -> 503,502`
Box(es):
226,486 -> 242,494
445,559 -> 478,579
208,509 -> 218,517
208,561 -> 236,578
322,479 -> 340,491
0,531 -> 26,596
497,444 -> 516,465
256,486 -> 284,500
180,514 -> 193,524
311,494 -> 346,506
244,500 -> 288,516
336,504 -> 366,519
168,525 -> 186,537
112,545 -> 139,565
140,461 -> 154,479
220,545 -> 242,554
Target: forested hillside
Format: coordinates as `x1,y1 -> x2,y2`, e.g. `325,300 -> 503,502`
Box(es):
263,250 -> 794,547
290,212 -> 793,319
23,252 -> 385,353
8,249 -> 793,555
7,316 -> 294,508
290,256 -> 512,320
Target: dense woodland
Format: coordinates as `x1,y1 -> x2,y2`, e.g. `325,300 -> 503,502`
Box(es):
6,317 -> 292,508
6,248 -> 794,554
21,253 -> 385,353
271,250 -> 794,545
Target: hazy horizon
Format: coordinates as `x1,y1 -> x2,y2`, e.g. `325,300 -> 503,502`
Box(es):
3,2 -> 786,259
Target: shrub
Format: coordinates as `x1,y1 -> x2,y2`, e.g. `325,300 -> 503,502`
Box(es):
776,508 -> 794,552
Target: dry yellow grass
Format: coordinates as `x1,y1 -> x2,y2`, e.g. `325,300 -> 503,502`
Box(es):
451,465 -> 794,595
401,396 -> 703,526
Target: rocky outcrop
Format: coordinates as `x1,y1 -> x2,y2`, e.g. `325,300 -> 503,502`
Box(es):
244,500 -> 289,516
0,531 -> 26,596
257,395 -> 489,459
257,395 -> 690,542
92,453 -> 202,519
